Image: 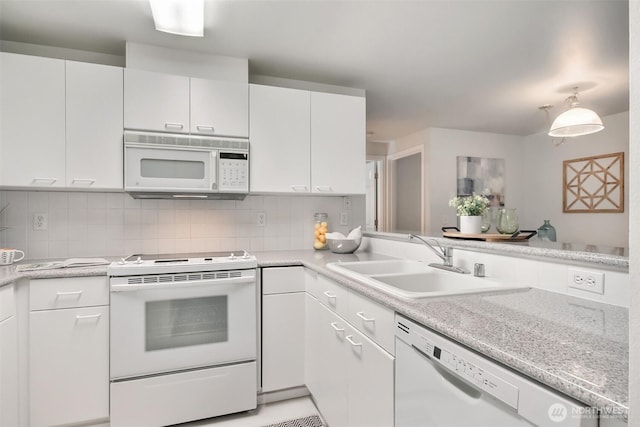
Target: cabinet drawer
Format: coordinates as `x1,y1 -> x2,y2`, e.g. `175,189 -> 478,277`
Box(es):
347,291 -> 395,354
29,305 -> 109,426
262,266 -> 305,294
0,283 -> 15,322
315,275 -> 349,318
30,276 -> 109,310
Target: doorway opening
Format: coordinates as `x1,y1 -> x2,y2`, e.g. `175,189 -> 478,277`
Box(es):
386,147 -> 424,234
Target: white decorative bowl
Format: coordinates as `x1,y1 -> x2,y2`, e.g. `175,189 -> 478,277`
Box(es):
327,237 -> 362,254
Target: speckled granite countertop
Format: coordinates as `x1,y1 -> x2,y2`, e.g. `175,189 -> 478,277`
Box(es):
0,249 -> 628,419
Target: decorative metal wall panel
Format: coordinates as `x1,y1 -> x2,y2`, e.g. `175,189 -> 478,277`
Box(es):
563,152 -> 624,213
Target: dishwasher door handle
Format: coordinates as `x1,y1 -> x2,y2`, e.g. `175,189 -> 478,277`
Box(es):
411,344 -> 481,400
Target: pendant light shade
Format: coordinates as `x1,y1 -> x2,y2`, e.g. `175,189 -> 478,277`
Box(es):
548,89 -> 604,137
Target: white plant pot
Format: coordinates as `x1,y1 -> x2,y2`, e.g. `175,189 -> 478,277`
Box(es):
459,215 -> 482,234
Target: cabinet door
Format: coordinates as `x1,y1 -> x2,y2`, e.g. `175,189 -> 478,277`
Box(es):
0,317 -> 18,427
66,61 -> 124,189
249,84 -> 311,193
124,68 -> 189,133
345,323 -> 394,427
311,92 -> 366,194
262,292 -> 305,392
29,306 -> 109,426
0,284 -> 18,426
0,52 -> 66,188
191,78 -> 248,138
305,294 -> 322,396
312,302 -> 348,427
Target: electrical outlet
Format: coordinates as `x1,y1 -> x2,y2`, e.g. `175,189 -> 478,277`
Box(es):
340,212 -> 349,226
568,268 -> 604,295
257,212 -> 266,227
33,213 -> 48,231
343,197 -> 352,210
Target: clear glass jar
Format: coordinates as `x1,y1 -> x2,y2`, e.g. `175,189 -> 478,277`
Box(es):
496,208 -> 519,234
313,213 -> 329,250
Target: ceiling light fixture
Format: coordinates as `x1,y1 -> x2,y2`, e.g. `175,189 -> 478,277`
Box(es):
149,0 -> 204,37
548,87 -> 604,138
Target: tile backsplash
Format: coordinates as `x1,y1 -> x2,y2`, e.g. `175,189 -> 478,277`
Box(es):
0,190 -> 365,260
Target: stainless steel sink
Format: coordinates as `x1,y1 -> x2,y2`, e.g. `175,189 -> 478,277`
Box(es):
327,260 -> 525,299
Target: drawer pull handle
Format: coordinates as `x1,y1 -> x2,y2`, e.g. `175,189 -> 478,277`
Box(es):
76,314 -> 101,320
323,291 -> 337,299
196,125 -> 215,132
56,291 -> 83,297
346,335 -> 362,347
356,311 -> 375,322
71,178 -> 95,185
290,185 -> 308,192
330,322 -> 345,332
315,186 -> 333,192
32,178 -> 57,185
164,123 -> 184,130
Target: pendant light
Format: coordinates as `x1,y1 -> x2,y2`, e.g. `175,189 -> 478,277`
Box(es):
548,88 -> 604,137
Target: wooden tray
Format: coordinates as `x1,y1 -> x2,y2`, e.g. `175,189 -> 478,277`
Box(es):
442,227 -> 537,242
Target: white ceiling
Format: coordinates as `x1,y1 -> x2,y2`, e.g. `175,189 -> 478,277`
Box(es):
0,0 -> 630,142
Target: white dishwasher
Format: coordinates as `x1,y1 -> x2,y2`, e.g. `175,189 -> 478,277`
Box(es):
395,314 -> 597,427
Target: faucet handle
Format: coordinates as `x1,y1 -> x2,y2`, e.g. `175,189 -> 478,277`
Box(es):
474,263 -> 485,277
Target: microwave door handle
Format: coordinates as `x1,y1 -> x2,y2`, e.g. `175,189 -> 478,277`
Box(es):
211,151 -> 218,190
111,275 -> 255,292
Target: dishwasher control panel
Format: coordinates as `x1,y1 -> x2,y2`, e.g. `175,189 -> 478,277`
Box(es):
397,317 -> 520,410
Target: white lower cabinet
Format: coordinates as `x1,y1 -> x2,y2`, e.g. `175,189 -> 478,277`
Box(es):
0,284 -> 19,426
305,271 -> 394,427
28,277 -> 109,427
261,267 -> 306,392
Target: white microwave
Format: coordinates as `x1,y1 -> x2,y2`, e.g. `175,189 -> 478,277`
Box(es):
124,131 -> 249,200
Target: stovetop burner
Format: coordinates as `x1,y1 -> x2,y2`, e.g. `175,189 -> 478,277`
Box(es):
108,251 -> 257,276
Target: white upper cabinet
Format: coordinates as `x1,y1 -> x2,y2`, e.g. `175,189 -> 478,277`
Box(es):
0,52 -> 66,188
311,92 -> 366,194
249,84 -> 366,195
124,68 -> 249,137
249,84 -> 311,193
124,68 -> 190,133
191,77 -> 249,137
66,61 -> 124,189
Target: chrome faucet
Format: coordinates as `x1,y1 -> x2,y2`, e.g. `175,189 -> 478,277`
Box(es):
408,234 -> 469,274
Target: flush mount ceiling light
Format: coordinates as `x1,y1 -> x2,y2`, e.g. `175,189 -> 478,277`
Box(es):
149,0 -> 204,37
548,88 -> 604,138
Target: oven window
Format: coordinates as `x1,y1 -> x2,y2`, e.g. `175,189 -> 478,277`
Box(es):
145,296 -> 228,351
140,158 -> 205,179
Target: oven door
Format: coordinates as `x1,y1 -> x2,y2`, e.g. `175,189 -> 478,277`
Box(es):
124,144 -> 217,192
110,270 -> 256,380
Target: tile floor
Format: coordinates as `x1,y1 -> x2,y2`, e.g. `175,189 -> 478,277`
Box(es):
180,396 -> 322,427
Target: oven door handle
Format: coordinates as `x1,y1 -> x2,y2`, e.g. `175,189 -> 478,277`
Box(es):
110,276 -> 255,292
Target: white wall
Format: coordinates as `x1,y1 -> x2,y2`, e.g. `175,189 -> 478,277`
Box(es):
427,128 -> 524,234
522,112 -> 629,248
0,191 -> 365,259
381,114 -> 629,246
628,0 -> 639,424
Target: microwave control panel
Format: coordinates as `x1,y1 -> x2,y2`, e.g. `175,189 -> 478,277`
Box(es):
219,152 -> 249,192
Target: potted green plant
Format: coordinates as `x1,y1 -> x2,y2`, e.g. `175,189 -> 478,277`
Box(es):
449,193 -> 490,234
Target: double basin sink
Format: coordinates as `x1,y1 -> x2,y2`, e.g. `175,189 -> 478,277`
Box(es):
327,259 -> 525,299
